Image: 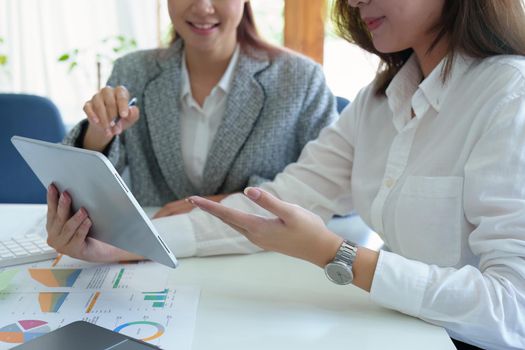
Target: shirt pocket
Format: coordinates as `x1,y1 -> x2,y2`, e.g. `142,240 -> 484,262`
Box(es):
394,176 -> 463,266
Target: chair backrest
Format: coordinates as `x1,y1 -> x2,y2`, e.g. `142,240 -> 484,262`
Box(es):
0,93 -> 66,203
336,96 -> 350,114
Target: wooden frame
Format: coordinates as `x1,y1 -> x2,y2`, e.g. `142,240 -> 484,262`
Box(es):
284,0 -> 327,64
155,0 -> 328,63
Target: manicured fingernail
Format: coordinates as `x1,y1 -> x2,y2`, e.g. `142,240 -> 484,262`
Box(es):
244,187 -> 261,200
186,197 -> 196,206
121,109 -> 128,118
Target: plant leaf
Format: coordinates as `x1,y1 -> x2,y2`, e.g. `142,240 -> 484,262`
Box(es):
58,53 -> 70,61
68,61 -> 77,72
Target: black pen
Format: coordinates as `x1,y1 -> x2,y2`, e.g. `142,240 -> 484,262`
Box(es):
111,97 -> 137,127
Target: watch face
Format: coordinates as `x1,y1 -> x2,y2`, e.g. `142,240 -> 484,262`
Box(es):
325,261 -> 353,285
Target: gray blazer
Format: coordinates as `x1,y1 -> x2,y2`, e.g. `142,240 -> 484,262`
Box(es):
65,41 -> 337,206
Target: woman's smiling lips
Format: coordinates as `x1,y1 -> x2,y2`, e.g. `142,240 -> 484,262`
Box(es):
363,16 -> 385,31
187,21 -> 220,35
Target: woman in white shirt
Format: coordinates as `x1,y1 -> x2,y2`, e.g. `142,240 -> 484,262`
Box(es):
186,1 -> 525,349
46,0 -> 525,349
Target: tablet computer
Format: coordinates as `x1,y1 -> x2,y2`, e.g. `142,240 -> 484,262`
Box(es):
11,135 -> 177,268
11,320 -> 161,349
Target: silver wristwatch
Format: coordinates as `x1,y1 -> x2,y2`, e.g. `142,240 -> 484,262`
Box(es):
324,240 -> 358,285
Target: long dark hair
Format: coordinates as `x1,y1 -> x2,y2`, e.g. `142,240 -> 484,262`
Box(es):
332,0 -> 525,95
171,3 -> 281,60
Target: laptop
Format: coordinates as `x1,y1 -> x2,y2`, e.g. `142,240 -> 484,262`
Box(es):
11,136 -> 177,268
11,321 -> 161,350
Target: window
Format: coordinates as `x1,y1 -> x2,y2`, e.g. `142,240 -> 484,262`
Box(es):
0,0 -> 375,126
323,0 -> 379,102
251,0 -> 284,46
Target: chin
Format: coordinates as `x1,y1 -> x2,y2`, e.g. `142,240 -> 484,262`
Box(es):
185,41 -> 217,52
372,41 -> 403,54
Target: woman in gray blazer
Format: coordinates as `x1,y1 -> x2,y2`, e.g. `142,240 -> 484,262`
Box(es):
61,0 -> 337,217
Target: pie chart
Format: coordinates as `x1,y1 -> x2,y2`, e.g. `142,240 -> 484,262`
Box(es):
0,320 -> 51,344
114,321 -> 164,341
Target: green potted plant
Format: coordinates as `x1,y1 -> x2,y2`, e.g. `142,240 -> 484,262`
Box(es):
58,35 -> 137,90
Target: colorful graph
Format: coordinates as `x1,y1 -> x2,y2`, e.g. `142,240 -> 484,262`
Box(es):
114,321 -> 165,341
112,268 -> 125,288
29,268 -> 81,287
0,320 -> 50,344
38,292 -> 69,312
143,289 -> 168,308
85,292 -> 101,313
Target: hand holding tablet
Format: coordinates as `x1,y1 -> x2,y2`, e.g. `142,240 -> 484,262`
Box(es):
11,136 -> 177,268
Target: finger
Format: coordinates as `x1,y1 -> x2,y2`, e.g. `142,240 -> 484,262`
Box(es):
116,105 -> 139,133
102,87 -> 118,126
153,201 -> 180,219
46,184 -> 59,231
188,196 -> 261,231
153,207 -> 169,219
83,101 -> 99,124
216,220 -> 263,249
153,201 -> 192,218
225,222 -> 249,236
71,217 -> 92,248
53,191 -> 72,232
243,187 -> 296,221
113,122 -> 123,135
57,208 -> 88,248
126,106 -> 140,124
114,86 -> 130,119
91,93 -> 110,130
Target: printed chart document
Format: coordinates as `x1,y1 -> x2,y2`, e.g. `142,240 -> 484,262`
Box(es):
0,256 -> 199,350
4,255 -> 171,292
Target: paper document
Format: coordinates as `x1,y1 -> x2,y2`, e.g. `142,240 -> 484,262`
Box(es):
2,255 -> 170,292
0,287 -> 199,349
0,256 -> 199,350
0,269 -> 18,292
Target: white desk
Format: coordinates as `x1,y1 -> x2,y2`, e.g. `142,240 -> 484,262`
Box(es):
170,253 -> 454,350
0,204 -> 455,349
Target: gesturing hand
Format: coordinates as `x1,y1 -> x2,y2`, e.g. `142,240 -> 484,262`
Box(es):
188,187 -> 343,267
153,193 -> 232,218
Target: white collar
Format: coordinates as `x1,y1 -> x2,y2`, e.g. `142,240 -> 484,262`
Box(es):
386,53 -> 474,116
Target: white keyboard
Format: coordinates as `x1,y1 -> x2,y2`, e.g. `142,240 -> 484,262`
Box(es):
0,216 -> 57,268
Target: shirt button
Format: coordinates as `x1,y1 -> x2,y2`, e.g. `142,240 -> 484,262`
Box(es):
384,177 -> 395,188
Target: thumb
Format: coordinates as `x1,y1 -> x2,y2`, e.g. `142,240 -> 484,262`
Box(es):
243,187 -> 295,221
121,106 -> 140,129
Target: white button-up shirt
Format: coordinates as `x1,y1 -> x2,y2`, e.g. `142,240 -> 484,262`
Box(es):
154,54 -> 525,349
179,46 -> 240,189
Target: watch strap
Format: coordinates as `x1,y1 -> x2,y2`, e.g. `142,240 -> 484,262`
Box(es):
334,240 -> 357,266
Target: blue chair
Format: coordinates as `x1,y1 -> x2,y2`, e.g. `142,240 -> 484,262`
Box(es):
336,96 -> 350,113
0,94 -> 66,203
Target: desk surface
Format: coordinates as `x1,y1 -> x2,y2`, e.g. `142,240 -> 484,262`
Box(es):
170,252 -> 454,350
0,204 -> 455,350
